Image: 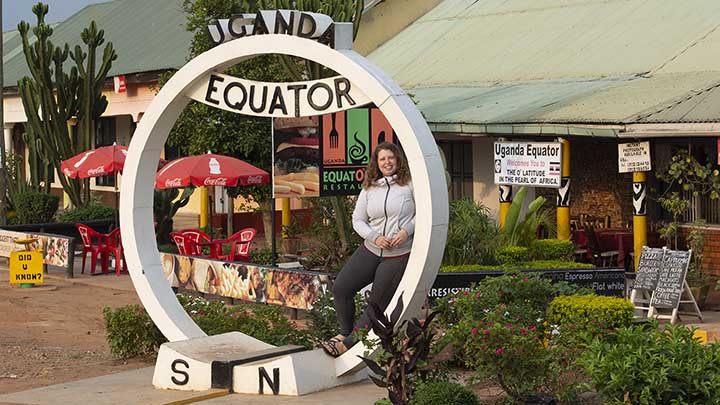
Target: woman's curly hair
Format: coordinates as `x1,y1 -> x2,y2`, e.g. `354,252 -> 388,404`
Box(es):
362,142 -> 411,189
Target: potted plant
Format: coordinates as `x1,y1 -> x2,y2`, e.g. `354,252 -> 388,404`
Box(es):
281,221 -> 303,255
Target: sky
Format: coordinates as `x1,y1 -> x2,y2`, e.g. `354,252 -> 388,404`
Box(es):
4,0 -> 109,31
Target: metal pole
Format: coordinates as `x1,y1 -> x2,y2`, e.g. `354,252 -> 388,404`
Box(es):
0,1 -> 7,226
271,197 -> 276,266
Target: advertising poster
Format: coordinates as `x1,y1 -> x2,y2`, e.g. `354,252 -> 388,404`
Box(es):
272,106 -> 400,197
0,230 -> 71,268
160,253 -> 331,310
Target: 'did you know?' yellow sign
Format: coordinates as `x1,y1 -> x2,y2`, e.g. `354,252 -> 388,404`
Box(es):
10,250 -> 43,284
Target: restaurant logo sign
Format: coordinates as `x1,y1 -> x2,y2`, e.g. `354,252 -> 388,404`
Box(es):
272,106 -> 400,198
618,141 -> 651,173
494,141 -> 563,188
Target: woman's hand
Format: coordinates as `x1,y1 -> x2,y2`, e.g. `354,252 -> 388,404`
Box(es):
375,235 -> 392,249
390,229 -> 408,247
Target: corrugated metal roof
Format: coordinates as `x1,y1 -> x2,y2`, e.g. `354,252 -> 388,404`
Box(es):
369,0 -> 720,127
3,0 -> 192,87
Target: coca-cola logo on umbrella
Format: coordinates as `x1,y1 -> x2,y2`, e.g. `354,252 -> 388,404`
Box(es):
165,178 -> 183,187
204,177 -> 228,186
86,166 -> 108,176
246,175 -> 264,184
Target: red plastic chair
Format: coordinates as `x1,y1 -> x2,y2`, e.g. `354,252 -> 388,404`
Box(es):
76,223 -> 111,275
107,228 -> 127,276
175,229 -> 211,256
220,228 -> 256,262
170,232 -> 190,255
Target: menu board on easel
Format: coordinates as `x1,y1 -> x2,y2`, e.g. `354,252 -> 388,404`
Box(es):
650,249 -> 691,309
634,247 -> 665,291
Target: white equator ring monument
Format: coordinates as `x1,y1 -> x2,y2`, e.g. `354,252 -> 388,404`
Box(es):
120,15 -> 448,395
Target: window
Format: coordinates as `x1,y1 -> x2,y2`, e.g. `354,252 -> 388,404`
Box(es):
438,140 -> 473,200
655,138 -> 720,225
95,118 -> 116,187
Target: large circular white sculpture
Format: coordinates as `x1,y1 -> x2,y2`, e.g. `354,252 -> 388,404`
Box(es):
120,34 -> 448,376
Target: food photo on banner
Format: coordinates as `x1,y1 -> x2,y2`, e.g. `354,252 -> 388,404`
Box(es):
272,106 -> 401,197
159,252 -> 330,310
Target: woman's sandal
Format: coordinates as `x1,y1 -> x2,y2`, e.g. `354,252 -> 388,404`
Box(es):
320,337 -> 350,357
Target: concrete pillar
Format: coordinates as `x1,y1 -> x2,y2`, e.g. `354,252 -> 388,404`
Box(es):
2,124 -> 11,158
633,171 -> 648,270
499,185 -> 512,230
556,138 -> 571,240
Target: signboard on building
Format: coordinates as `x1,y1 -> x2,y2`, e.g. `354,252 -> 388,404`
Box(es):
272,106 -> 400,197
618,141 -> 651,173
493,141 -> 562,188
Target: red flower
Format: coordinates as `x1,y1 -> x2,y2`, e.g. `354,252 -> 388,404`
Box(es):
471,327 -> 478,335
529,325 -> 537,331
496,347 -> 504,355
476,292 -> 482,299
522,277 -> 529,282
520,328 -> 527,335
484,329 -> 490,335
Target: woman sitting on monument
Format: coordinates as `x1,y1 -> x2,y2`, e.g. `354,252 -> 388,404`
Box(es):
321,142 -> 415,357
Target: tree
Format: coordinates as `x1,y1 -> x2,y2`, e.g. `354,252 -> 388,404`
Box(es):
168,0 -> 364,248
17,2 -> 116,208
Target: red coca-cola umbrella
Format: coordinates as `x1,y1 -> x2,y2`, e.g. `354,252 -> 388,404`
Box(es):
156,152 -> 270,236
60,144 -> 127,179
155,152 -> 269,189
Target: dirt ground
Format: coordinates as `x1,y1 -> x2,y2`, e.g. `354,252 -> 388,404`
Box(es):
0,271 -> 152,394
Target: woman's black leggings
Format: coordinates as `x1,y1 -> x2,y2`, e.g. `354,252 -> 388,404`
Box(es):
332,245 -> 409,346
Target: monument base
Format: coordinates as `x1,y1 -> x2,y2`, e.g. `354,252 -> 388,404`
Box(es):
153,332 -> 368,395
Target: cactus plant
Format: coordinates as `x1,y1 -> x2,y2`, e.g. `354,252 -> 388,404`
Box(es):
17,2 -> 116,208
154,187 -> 195,244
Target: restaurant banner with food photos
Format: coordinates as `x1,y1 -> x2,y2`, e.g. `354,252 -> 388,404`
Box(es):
0,230 -> 71,268
272,106 -> 400,198
160,253 -> 332,310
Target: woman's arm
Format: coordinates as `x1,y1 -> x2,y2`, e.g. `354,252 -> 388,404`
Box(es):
352,189 -> 381,244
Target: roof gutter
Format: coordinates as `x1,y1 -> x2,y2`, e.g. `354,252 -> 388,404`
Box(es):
428,122 -> 622,138
621,123 -> 720,138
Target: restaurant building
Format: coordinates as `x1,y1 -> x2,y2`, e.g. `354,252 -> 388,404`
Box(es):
365,0 -> 720,275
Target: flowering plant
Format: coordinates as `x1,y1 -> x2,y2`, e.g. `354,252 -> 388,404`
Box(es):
459,303 -> 553,401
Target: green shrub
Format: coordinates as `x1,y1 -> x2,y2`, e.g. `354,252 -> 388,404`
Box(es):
104,294 -> 315,359
374,400 -> 392,405
443,198 -> 499,265
495,245 -> 529,265
438,271 -> 587,330
411,381 -> 478,405
583,322 -> 720,404
58,203 -> 116,222
440,260 -> 594,273
103,305 -> 165,359
307,290 -> 366,342
548,295 -> 634,331
437,273 -> 595,402
14,192 -> 59,224
530,239 -> 574,260
249,248 -> 273,265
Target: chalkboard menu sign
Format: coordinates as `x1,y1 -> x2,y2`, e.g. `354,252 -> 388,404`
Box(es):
634,247 -> 665,291
650,249 -> 691,309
